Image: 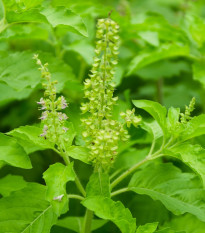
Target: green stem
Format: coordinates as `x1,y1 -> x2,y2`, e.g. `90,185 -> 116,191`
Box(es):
110,157 -> 149,190
111,187 -> 129,197
110,169 -> 122,181
68,194 -> 84,201
81,209 -> 93,233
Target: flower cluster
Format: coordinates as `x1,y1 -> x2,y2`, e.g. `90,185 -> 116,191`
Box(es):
33,54 -> 69,150
180,97 -> 195,124
120,109 -> 141,128
81,18 -> 140,170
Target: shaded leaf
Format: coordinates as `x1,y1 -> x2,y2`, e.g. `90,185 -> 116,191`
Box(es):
127,43 -> 190,75
56,216 -> 107,232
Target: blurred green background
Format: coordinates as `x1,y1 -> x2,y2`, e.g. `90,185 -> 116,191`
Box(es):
0,0 -> 205,232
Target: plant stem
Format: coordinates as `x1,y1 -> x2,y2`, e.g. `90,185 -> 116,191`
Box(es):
68,194 -> 84,201
111,157 -> 149,190
111,187 -> 129,197
81,209 -> 93,233
61,151 -> 86,197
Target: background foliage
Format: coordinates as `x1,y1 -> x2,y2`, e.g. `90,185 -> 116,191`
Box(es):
0,0 -> 205,232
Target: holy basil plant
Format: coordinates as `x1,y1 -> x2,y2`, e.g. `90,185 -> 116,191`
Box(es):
1,9 -> 205,233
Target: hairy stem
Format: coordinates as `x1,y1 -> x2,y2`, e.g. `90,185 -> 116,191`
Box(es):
81,209 -> 93,233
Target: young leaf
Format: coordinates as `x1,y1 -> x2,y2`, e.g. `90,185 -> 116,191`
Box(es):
129,163 -> 205,222
67,146 -> 90,164
43,162 -> 75,216
41,6 -> 88,37
0,133 -> 32,169
0,174 -> 27,197
165,143 -> 205,187
86,172 -> 110,198
136,222 -> 158,233
180,114 -> 205,141
0,183 -> 57,233
82,197 -> 136,233
133,100 -> 167,132
141,120 -> 163,141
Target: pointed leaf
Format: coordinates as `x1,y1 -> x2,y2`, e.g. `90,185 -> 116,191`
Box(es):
133,100 -> 167,132
129,163 -> 205,221
43,162 -> 75,216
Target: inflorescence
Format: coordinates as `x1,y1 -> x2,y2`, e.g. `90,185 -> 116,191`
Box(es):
33,54 -> 69,151
81,18 -> 141,170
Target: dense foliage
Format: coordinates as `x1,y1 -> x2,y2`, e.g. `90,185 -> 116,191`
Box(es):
0,0 -> 205,233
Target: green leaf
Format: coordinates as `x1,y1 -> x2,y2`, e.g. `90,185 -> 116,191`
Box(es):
43,162 -> 75,216
8,123 -> 76,154
167,107 -> 180,131
138,31 -> 159,47
0,183 -> 57,233
133,100 -> 167,132
64,40 -> 94,65
67,146 -> 90,164
180,114 -> 205,141
127,43 -> 190,75
56,216 -> 107,232
129,163 -> 205,221
8,125 -> 55,153
136,222 -> 158,233
141,120 -> 163,141
6,9 -> 47,24
0,51 -> 76,92
165,143 -> 205,187
82,197 -> 136,233
41,6 -> 87,37
0,51 -> 40,91
0,174 -> 27,197
192,59 -> 205,88
86,172 -> 110,198
0,83 -> 33,107
164,214 -> 205,233
0,133 -> 32,169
